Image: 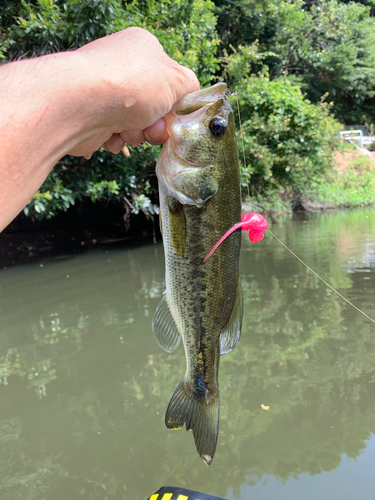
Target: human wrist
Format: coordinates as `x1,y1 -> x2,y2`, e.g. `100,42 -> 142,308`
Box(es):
42,50 -> 116,157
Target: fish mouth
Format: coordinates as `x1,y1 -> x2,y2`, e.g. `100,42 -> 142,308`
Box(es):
173,82 -> 228,116
164,82 -> 231,144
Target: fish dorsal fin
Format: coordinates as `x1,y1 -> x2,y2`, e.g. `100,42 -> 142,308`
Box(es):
152,292 -> 181,353
220,279 -> 243,355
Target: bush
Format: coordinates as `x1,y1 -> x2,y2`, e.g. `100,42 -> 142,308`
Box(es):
23,144 -> 160,220
231,74 -> 340,206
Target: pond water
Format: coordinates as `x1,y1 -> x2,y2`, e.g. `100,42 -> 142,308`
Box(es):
1,208 -> 375,500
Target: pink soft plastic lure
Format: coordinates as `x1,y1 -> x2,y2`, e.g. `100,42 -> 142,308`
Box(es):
204,212 -> 269,262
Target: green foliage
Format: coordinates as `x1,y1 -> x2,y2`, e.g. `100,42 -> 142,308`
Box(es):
2,0 -> 118,57
275,0 -> 375,124
1,0 -> 220,84
1,0 -> 374,222
131,193 -> 159,219
304,155 -> 375,208
0,0 -> 220,221
23,173 -> 76,218
215,0 -> 375,124
229,73 -> 340,204
24,144 -> 159,219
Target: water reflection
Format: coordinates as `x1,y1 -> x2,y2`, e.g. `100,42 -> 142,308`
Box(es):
0,209 -> 374,499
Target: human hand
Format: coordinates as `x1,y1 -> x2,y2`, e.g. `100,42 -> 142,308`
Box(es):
71,27 -> 199,157
0,27 -> 199,231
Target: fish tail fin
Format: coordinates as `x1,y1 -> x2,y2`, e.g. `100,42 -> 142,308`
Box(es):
165,378 -> 219,466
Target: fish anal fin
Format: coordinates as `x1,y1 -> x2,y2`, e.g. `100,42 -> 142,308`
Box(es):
220,278 -> 243,355
152,292 -> 181,353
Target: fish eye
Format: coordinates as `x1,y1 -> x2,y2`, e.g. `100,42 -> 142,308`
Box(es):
209,118 -> 227,137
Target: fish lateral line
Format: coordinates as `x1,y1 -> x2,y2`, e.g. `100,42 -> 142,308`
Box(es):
204,212 -> 269,262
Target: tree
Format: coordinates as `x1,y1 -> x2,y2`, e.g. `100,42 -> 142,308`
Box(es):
0,0 -> 220,220
273,0 -> 375,123
1,0 -> 368,222
214,0 -> 375,124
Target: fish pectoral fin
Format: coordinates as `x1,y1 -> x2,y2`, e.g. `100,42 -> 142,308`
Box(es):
220,278 -> 243,355
168,199 -> 186,258
152,292 -> 181,353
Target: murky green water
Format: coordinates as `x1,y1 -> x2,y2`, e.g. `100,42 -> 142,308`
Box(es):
1,208 -> 375,500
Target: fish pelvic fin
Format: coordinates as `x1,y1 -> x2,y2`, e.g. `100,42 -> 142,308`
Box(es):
152,292 -> 181,353
220,278 -> 243,355
165,378 -> 219,466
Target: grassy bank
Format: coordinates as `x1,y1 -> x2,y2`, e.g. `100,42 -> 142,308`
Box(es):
304,145 -> 375,210
251,144 -> 375,213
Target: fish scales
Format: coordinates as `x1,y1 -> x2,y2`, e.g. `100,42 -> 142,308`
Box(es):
153,83 -> 243,465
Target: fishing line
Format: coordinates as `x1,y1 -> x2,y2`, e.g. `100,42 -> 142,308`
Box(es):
235,93 -> 251,206
235,90 -> 375,324
268,229 -> 375,324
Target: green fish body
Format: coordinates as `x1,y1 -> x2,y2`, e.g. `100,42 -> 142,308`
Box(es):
153,83 -> 243,466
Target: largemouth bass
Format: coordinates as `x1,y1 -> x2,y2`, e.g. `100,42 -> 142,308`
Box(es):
153,82 -> 243,466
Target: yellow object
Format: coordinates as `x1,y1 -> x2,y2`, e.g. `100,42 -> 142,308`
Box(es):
149,495 -> 159,500
176,496 -> 189,500
161,494 -> 173,500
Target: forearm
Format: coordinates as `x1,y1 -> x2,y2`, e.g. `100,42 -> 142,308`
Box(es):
0,28 -> 199,232
0,51 -> 103,230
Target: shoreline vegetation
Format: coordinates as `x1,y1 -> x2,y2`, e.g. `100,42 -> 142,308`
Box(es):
1,0 -> 375,265
1,143 -> 374,268
250,143 -> 375,214
302,146 -> 375,211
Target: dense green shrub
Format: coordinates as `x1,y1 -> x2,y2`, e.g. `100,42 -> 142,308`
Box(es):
23,145 -> 159,219
228,72 -> 340,205
1,0 -> 220,83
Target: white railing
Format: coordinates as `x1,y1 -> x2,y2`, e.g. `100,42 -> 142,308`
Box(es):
339,130 -> 375,162
340,130 -> 375,148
